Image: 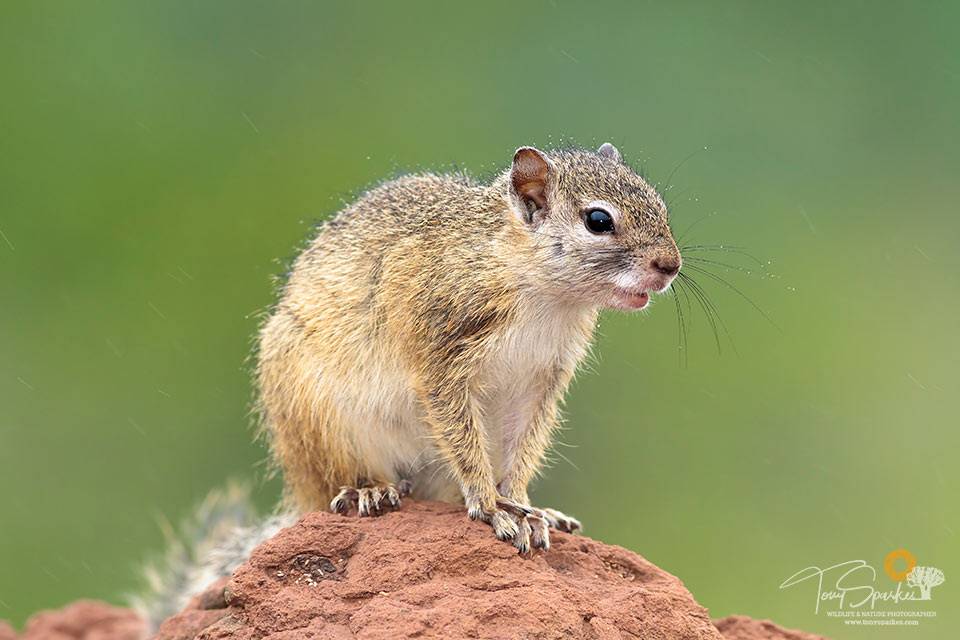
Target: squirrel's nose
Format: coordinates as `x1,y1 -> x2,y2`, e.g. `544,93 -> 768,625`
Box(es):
650,256 -> 681,277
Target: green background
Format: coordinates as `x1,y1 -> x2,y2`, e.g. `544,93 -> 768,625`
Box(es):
1,2 -> 957,637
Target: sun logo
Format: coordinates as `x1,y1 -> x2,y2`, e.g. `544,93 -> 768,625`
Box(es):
883,548 -> 916,581
885,548 -> 946,600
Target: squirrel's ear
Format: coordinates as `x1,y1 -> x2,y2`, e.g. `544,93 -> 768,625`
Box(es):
597,142 -> 622,163
510,146 -> 553,224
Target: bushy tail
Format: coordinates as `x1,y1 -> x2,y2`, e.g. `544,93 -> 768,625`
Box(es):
129,483 -> 295,635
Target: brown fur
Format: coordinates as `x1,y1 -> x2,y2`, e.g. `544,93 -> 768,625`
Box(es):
256,145 -> 681,547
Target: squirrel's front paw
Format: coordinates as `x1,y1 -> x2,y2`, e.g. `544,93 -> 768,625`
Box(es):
495,497 -> 582,551
465,496 -> 557,553
494,497 -> 550,552
465,497 -> 536,553
330,480 -> 411,517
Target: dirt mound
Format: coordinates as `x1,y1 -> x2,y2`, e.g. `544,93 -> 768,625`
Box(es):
2,501 -> 828,639
157,500 -> 720,639
713,615 -> 828,640
152,500 -> 822,640
3,600 -> 145,640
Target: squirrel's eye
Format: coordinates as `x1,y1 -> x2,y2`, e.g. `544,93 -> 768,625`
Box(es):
584,209 -> 615,234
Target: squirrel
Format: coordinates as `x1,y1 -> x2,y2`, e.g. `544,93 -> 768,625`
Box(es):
134,143 -> 681,632
257,142 -> 681,551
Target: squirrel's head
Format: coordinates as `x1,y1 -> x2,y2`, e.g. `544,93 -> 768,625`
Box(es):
507,144 -> 681,311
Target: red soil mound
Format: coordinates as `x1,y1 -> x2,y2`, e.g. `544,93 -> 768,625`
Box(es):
2,501 -> 828,639
713,615 -> 828,640
3,600 -> 144,640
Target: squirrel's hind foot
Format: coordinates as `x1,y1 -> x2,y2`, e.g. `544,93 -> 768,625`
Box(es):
329,480 -> 412,517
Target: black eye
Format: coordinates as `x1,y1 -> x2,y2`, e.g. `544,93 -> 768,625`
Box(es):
584,209 -> 615,234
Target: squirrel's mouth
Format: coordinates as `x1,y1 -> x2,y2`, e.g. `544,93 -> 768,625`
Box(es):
610,288 -> 650,311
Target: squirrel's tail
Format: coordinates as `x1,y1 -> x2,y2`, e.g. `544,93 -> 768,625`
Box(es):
129,483 -> 296,635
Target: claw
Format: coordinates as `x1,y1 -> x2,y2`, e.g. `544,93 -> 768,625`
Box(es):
385,485 -> 401,507
513,516 -> 532,554
357,488 -> 372,516
330,481 -> 408,517
542,508 -> 582,533
329,486 -> 358,514
467,504 -> 485,522
369,487 -> 384,513
528,515 -> 550,550
489,510 -> 520,541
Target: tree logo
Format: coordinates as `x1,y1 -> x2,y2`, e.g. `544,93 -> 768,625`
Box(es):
884,548 -> 945,600
905,566 -> 945,600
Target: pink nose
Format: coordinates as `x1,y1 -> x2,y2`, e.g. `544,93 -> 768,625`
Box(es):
650,257 -> 680,277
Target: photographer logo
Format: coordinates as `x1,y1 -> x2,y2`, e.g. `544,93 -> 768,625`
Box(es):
780,549 -> 944,628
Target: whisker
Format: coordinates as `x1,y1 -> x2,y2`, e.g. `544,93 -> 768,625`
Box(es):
683,255 -> 767,278
675,211 -> 717,243
670,279 -> 689,367
677,272 -> 724,355
679,244 -> 766,266
682,264 -> 780,332
680,272 -> 739,356
660,146 -> 708,194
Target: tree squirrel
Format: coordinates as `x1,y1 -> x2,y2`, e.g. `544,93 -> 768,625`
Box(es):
256,143 -> 681,553
133,144 -> 682,631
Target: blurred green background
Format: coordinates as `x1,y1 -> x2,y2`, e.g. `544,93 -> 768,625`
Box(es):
1,2 -> 957,637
